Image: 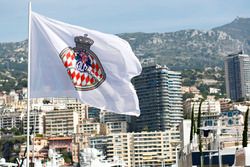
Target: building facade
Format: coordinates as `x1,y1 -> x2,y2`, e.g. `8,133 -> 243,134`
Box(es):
45,109 -> 78,136
100,111 -> 131,124
23,110 -> 45,134
180,119 -> 191,148
133,64 -> 183,131
106,130 -> 181,167
88,107 -> 100,121
0,109 -> 22,130
183,97 -> 221,122
88,135 -> 109,156
77,121 -> 106,135
225,53 -> 250,101
106,121 -> 128,134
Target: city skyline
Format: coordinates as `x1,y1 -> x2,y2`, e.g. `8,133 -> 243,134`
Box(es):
1,0 -> 250,42
1,1 -> 250,166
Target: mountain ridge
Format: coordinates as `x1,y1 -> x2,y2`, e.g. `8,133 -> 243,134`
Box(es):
118,29 -> 243,69
213,17 -> 250,41
0,17 -> 250,90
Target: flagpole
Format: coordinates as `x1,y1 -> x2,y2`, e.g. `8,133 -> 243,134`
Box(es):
27,1 -> 32,167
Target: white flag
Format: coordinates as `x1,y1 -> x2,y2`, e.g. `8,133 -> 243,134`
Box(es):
30,12 -> 142,116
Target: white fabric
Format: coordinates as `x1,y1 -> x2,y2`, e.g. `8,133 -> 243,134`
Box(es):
30,12 -> 142,116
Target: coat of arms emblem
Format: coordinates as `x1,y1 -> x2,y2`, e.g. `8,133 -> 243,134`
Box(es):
59,35 -> 106,91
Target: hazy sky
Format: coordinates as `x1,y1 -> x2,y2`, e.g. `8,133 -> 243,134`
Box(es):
1,0 -> 250,42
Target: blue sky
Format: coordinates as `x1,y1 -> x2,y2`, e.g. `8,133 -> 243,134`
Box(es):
1,0 -> 250,42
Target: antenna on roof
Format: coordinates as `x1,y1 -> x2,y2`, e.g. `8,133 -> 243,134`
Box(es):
241,40 -> 245,54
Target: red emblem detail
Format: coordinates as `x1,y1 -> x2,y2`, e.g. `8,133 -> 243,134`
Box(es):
59,35 -> 106,91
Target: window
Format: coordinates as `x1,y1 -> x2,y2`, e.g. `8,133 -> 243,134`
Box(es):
228,119 -> 233,125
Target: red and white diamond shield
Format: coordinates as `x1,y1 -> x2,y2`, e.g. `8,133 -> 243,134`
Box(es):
59,47 -> 106,91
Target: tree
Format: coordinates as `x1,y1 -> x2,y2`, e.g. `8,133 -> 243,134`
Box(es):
190,104 -> 195,142
2,141 -> 13,161
0,128 -> 7,134
183,78 -> 195,86
11,127 -> 22,136
242,107 -> 249,147
196,99 -> 204,135
197,84 -> 209,98
36,134 -> 43,137
62,150 -> 72,164
43,99 -> 50,104
196,99 -> 204,167
142,125 -> 149,132
237,97 -> 245,102
183,92 -> 195,101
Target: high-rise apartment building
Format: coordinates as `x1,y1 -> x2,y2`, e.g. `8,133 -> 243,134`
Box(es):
45,109 -> 78,136
100,111 -> 132,132
106,130 -> 181,167
23,110 -> 45,134
183,97 -> 221,119
100,111 -> 131,123
225,53 -> 250,101
132,64 -> 183,131
88,107 -> 100,120
0,109 -> 22,130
